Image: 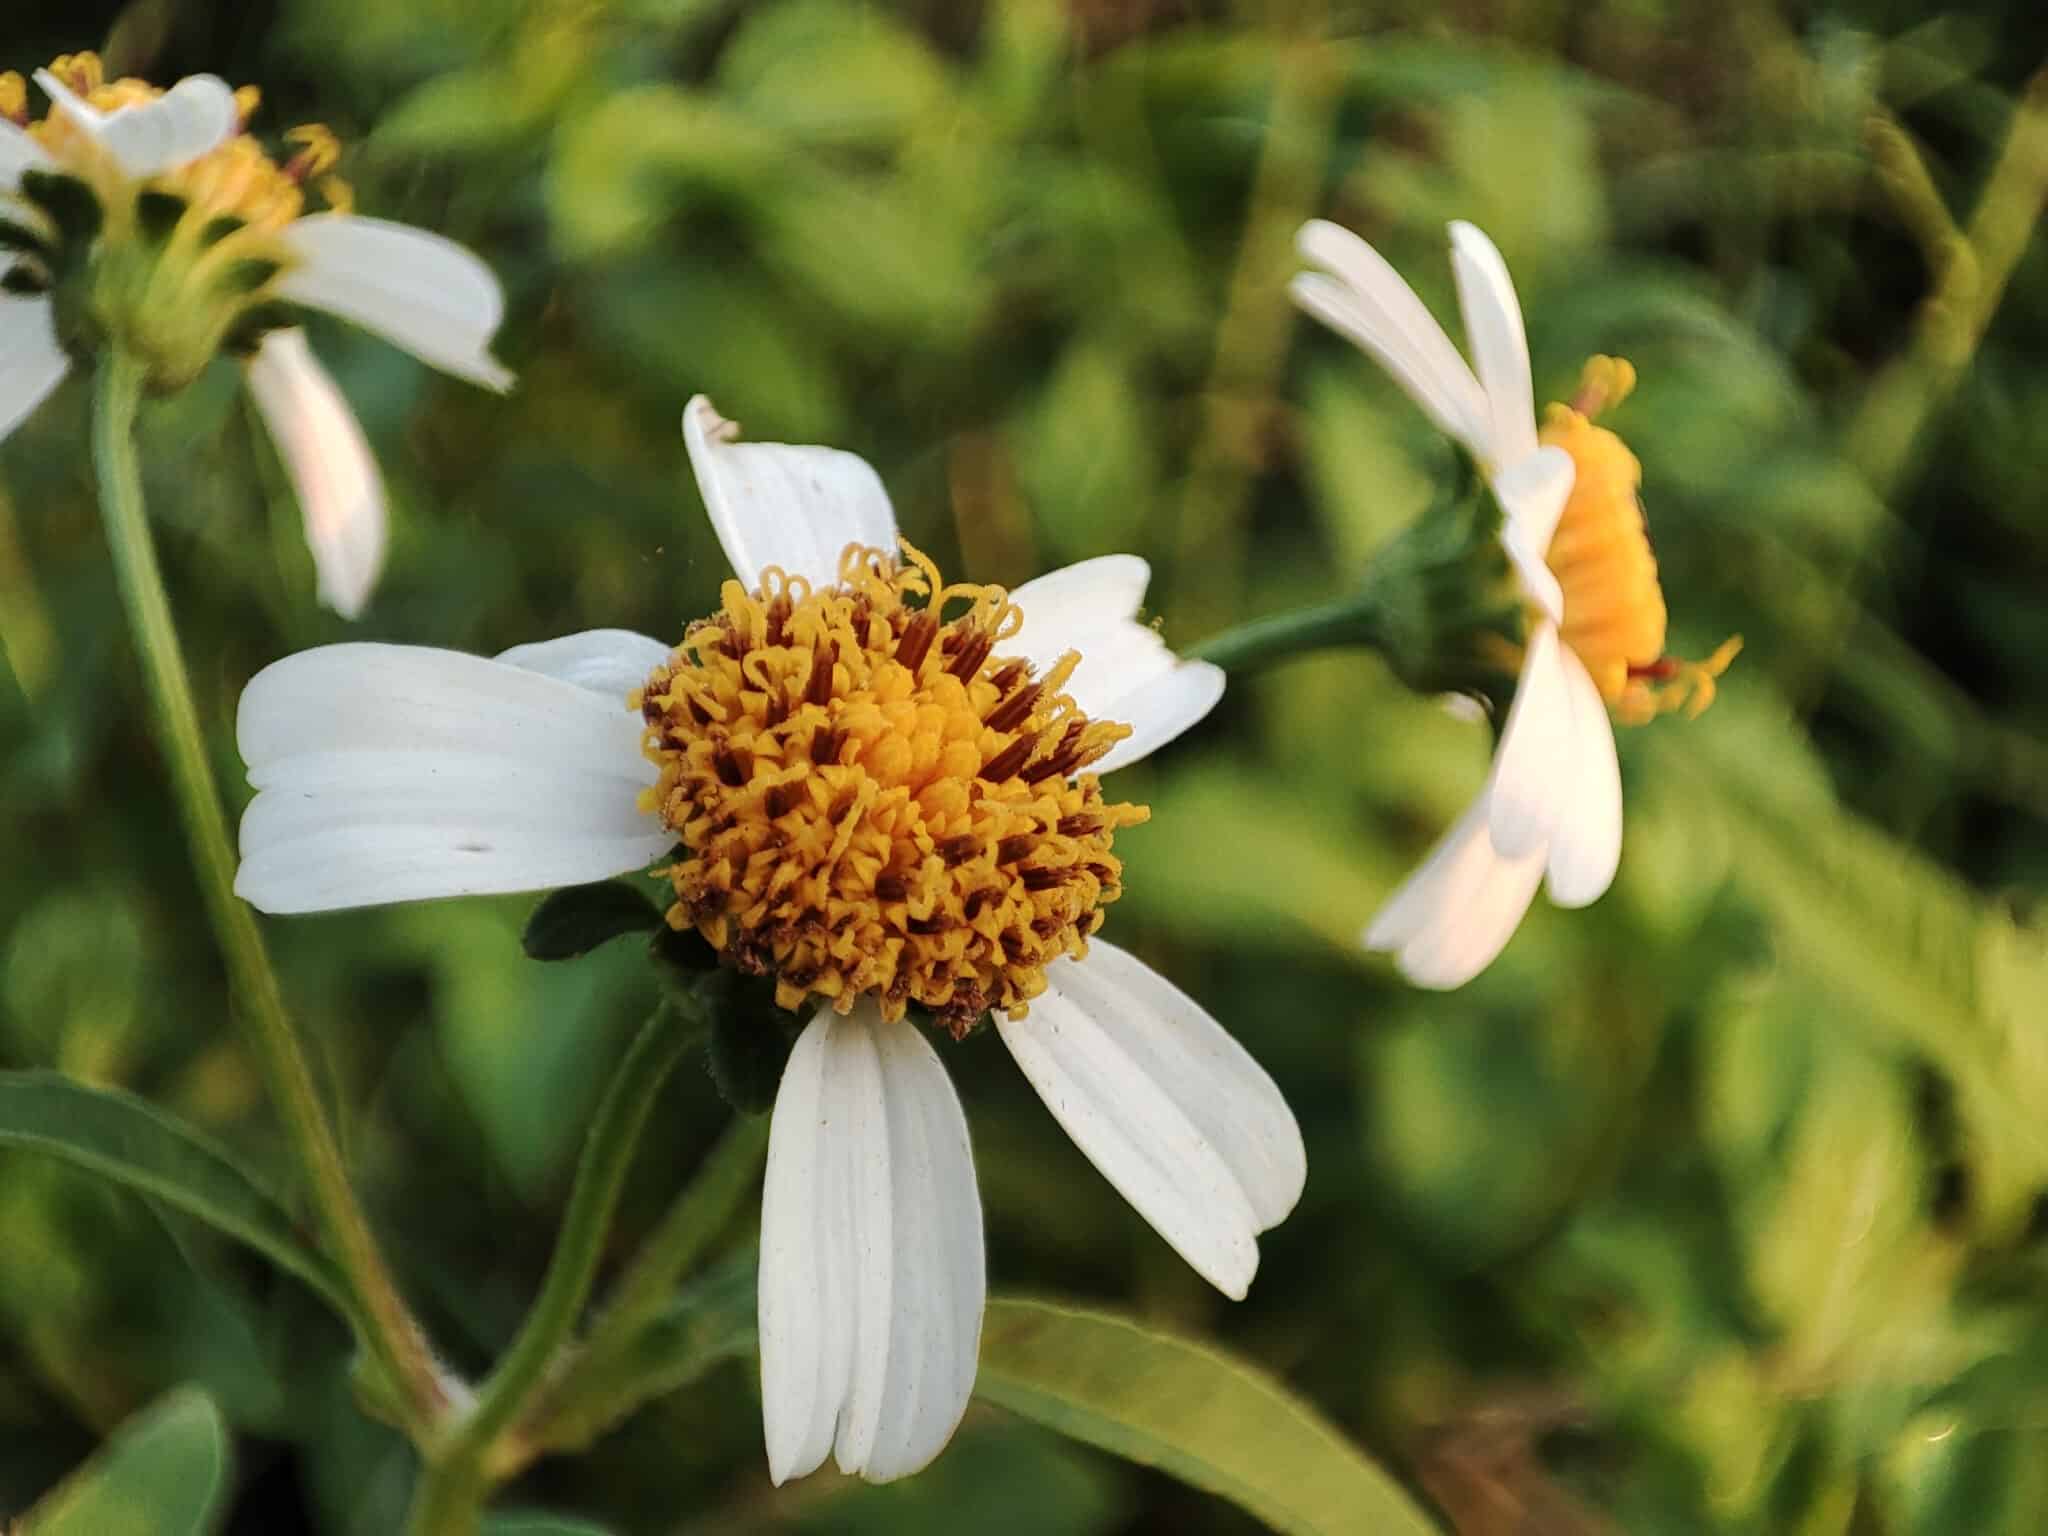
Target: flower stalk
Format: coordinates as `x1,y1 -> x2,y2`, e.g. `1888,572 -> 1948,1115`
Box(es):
404,996 -> 710,1535
90,347 -> 445,1435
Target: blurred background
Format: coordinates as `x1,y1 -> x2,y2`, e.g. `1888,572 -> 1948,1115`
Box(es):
5,0 -> 2048,1530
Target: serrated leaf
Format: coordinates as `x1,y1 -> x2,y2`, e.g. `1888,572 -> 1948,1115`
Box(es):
0,1071 -> 354,1323
522,880 -> 664,961
21,1386 -> 230,1535
975,1297 -> 1441,1535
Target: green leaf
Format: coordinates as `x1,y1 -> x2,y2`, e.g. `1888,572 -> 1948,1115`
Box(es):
0,1071 -> 354,1323
21,1386 -> 230,1535
483,1516 -> 617,1536
522,880 -> 664,961
975,1297 -> 1441,1536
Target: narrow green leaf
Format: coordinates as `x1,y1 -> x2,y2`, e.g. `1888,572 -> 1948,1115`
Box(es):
21,1386 -> 230,1536
0,1071 -> 355,1323
976,1298 -> 1441,1536
523,880 -> 664,960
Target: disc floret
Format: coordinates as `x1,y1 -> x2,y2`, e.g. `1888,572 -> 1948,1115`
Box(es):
638,544 -> 1150,1035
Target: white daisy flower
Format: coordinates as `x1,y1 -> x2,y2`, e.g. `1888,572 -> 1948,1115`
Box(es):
234,394 -> 1304,1485
0,53 -> 511,618
1293,219 -> 1737,988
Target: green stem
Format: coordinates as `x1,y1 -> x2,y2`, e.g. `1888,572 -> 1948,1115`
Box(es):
586,1111 -> 768,1356
405,999 -> 706,1535
90,349 -> 445,1435
1186,594 -> 1381,675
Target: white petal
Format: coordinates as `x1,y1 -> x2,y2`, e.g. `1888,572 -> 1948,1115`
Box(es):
1044,942 -> 1304,1230
1544,645 -> 1623,908
1448,221 -> 1537,469
1492,445 -> 1574,624
1088,661 -> 1225,776
246,330 -> 385,619
1,119 -> 54,189
234,643 -> 666,912
1486,622 -> 1575,859
682,394 -> 898,594
758,1007 -> 983,1486
35,71 -> 237,177
838,1009 -> 984,1482
275,215 -> 512,392
0,295 -> 69,442
999,979 -> 1265,1299
1291,219 -> 1492,458
496,630 -> 673,702
758,1014 -> 852,1485
1002,556 -> 1223,775
1362,794 -> 1544,989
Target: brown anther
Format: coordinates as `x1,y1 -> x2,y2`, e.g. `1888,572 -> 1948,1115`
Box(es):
895,612 -> 938,674
945,627 -> 995,681
804,640 -> 838,706
875,873 -> 910,902
713,747 -> 748,788
994,834 -> 1036,865
978,735 -> 1035,784
983,682 -> 1043,734
937,834 -> 981,866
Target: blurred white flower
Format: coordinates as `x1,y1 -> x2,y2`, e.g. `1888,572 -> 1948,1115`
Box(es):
233,395 -> 1301,1484
1294,219 -> 1736,987
0,54 -> 511,617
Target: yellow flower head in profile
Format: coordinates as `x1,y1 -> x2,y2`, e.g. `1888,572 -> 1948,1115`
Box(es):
1,51 -> 512,616
1293,219 -> 1739,987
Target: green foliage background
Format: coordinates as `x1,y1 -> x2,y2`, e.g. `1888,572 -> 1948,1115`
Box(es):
4,0 -> 2048,1529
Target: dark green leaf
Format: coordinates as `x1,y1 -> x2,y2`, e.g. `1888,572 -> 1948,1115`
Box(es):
0,1071 -> 354,1323
976,1298 -> 1441,1536
523,880 -> 664,960
20,1386 -> 230,1535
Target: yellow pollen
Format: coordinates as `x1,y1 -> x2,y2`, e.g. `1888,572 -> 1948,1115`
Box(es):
18,52 -> 345,232
637,543 -> 1150,1035
1538,358 -> 1738,724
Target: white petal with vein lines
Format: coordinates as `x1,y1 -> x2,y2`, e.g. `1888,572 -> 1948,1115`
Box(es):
0,295 -> 69,443
1486,621 -> 1575,859
1292,219 -> 1491,456
683,395 -> 898,594
1449,221 -> 1538,469
1004,555 -> 1223,775
1544,645 -> 1624,908
1363,794 -> 1545,989
496,630 -> 673,702
998,978 -> 1265,1299
1042,943 -> 1304,1229
246,329 -> 385,619
277,215 -> 512,391
234,643 -> 668,912
758,1007 -> 983,1485
35,71 -> 238,176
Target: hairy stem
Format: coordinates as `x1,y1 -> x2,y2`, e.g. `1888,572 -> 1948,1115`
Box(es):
91,349 -> 445,1437
1187,594 -> 1382,674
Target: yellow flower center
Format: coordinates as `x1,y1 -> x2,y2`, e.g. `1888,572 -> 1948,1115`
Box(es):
2,52 -> 352,231
637,545 -> 1149,1035
1539,356 -> 1740,725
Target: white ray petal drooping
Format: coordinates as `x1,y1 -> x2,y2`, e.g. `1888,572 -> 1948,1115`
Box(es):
276,215 -> 514,392
246,329 -> 385,619
759,1006 -> 983,1485
1297,217 -> 1740,986
998,942 -> 1304,1299
682,394 -> 899,593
